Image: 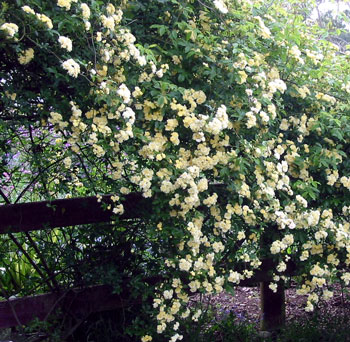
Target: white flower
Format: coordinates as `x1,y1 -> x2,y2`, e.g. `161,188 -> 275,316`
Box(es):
269,283 -> 277,293
117,84 -> 131,103
35,14 -> 53,29
179,258 -> 191,272
156,69 -> 164,78
101,15 -> 115,30
106,4 -> 116,15
197,178 -> 208,192
290,45 -> 301,59
85,21 -> 91,31
228,271 -> 241,284
62,59 -> 80,78
279,118 -> 289,131
255,16 -> 271,39
160,180 -> 173,194
245,111 -> 257,128
170,333 -> 183,342
57,0 -> 72,11
341,272 -> 350,285
213,0 -> 228,14
18,48 -> 34,65
206,105 -> 228,134
80,3 -> 91,19
322,289 -> 333,301
1,23 -> 19,38
305,301 -> 314,312
269,79 -> 287,94
237,231 -> 245,240
277,261 -> 287,272
63,157 -> 72,168
112,204 -> 124,215
296,195 -> 308,208
137,55 -> 147,66
163,289 -> 173,299
58,36 -> 73,52
192,309 -> 202,322
122,107 -> 135,124
282,234 -> 294,246
22,6 -> 35,15
212,241 -> 224,253
259,111 -> 269,123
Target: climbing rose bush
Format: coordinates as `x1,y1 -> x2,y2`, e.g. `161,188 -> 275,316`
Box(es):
2,0 -> 350,340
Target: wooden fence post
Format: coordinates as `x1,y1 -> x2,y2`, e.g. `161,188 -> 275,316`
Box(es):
259,281 -> 285,331
259,225 -> 286,332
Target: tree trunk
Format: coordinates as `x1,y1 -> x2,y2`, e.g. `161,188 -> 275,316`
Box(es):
259,281 -> 285,331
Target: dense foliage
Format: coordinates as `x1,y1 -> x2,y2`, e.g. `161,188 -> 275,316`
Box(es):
2,0 -> 350,340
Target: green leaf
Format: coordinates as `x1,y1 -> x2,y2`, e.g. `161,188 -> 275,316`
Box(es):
224,283 -> 235,296
178,73 -> 185,82
331,128 -> 344,141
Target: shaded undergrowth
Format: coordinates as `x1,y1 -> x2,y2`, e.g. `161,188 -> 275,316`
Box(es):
2,303 -> 350,342
198,309 -> 350,342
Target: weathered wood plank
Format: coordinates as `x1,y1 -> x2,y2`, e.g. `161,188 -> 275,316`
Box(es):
0,193 -> 150,234
0,285 -> 130,328
0,274 -> 166,329
0,184 -> 226,234
0,275 -> 266,329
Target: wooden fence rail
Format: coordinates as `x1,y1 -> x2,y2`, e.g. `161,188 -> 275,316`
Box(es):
0,193 -> 150,234
0,193 -> 152,328
0,285 -> 127,329
0,192 -> 283,330
0,274 -> 274,329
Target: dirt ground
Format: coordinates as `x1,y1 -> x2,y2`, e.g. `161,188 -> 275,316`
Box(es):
191,283 -> 350,328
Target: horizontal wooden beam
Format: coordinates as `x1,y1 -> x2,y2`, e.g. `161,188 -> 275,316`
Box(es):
0,284 -> 133,329
0,273 -> 268,329
0,184 -> 227,235
0,193 -> 151,234
0,275 -> 164,329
